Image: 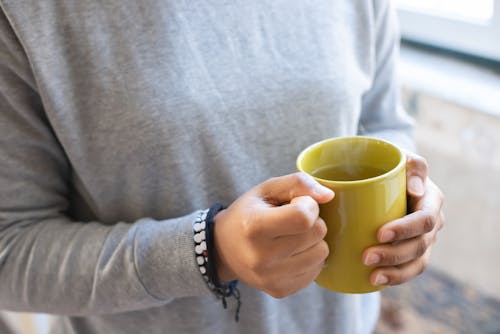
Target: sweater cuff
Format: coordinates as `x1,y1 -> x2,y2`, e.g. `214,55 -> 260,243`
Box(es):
133,211 -> 212,301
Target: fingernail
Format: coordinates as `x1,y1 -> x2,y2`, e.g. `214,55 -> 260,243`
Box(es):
408,176 -> 425,196
315,186 -> 334,197
373,274 -> 389,286
380,230 -> 395,243
364,253 -> 380,266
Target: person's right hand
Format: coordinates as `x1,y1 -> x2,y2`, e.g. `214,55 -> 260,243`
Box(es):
213,172 -> 334,298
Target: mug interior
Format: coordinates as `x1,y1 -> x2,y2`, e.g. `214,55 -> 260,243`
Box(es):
297,137 -> 403,183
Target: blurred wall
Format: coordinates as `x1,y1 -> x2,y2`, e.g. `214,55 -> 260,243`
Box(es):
401,86 -> 500,299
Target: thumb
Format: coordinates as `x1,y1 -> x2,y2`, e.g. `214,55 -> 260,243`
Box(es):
257,172 -> 334,206
405,151 -> 428,198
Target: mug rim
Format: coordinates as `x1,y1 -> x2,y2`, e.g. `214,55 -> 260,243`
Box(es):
296,136 -> 406,186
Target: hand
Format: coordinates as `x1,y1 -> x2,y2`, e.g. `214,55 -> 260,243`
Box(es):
214,172 -> 334,298
362,152 -> 445,286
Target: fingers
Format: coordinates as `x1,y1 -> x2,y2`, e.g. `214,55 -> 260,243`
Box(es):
249,216 -> 328,271
405,151 -> 428,198
362,233 -> 435,267
262,263 -> 324,299
289,239 -> 329,273
369,247 -> 432,286
259,241 -> 329,298
249,195 -> 322,238
258,172 -> 334,206
411,179 -> 445,214
377,180 -> 444,243
272,217 -> 328,256
363,176 -> 445,287
246,172 -> 335,238
213,173 -> 335,298
376,210 -> 437,243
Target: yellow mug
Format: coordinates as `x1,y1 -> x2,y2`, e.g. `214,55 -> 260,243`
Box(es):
296,136 -> 406,293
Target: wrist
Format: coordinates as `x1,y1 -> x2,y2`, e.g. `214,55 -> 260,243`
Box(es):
213,209 -> 238,282
192,204 -> 241,322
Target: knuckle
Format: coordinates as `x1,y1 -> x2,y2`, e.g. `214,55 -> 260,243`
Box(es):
379,251 -> 400,265
293,172 -> 311,185
296,195 -> 317,213
318,240 -> 330,260
260,177 -> 279,193
292,204 -> 314,230
263,176 -> 277,186
416,238 -> 428,257
395,228 -> 408,240
290,173 -> 313,196
245,251 -> 267,274
239,209 -> 259,237
422,211 -> 437,232
242,219 -> 261,239
313,219 -> 328,240
395,271 -> 406,285
313,263 -> 324,279
385,268 -> 406,286
303,194 -> 319,207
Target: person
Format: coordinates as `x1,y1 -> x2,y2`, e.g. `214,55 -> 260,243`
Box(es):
0,1 -> 444,333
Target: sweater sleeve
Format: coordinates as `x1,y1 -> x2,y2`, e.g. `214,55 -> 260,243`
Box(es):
359,0 -> 416,152
0,9 -> 210,316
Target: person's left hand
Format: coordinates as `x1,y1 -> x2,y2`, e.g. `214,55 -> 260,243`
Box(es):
362,151 -> 445,286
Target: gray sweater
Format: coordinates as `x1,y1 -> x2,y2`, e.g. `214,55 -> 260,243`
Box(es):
0,0 -> 414,333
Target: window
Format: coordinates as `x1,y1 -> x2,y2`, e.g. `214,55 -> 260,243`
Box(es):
396,0 -> 500,62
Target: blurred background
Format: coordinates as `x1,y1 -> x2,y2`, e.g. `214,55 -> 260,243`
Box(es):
377,0 -> 500,333
1,0 -> 499,333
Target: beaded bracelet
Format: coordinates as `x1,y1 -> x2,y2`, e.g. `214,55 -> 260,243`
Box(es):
193,204 -> 241,321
